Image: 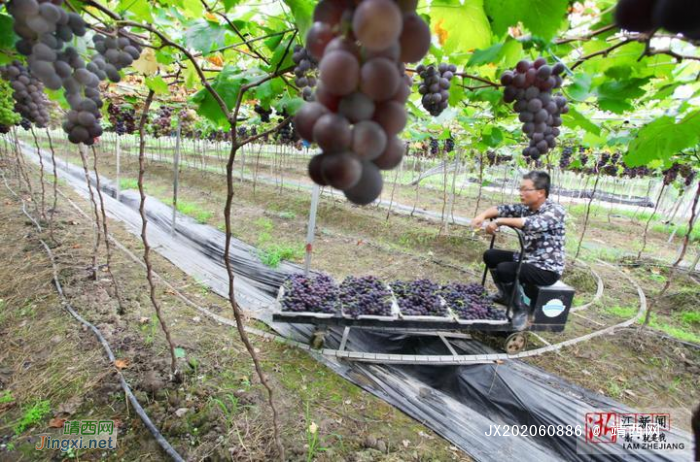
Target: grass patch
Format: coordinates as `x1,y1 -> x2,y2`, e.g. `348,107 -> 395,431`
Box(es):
258,243 -> 304,268
0,390 -> 14,404
680,311 -> 700,326
650,222 -> 700,243
605,305 -> 637,318
119,178 -> 139,190
648,320 -> 700,344
177,200 -> 213,224
13,400 -> 51,434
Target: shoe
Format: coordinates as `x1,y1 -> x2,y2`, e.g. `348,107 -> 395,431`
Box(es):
503,282 -> 531,331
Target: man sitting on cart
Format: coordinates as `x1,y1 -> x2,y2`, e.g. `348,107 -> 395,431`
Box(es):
472,171 -> 566,331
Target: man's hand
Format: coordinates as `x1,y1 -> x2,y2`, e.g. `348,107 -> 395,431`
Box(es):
485,220 -> 500,235
472,214 -> 486,229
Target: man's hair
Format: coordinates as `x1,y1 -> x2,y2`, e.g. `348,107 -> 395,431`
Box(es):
523,171 -> 550,197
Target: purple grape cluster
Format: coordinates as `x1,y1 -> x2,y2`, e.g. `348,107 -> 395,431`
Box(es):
440,283 -> 506,321
339,276 -> 393,318
663,162 -> 680,185
391,279 -> 446,316
501,58 -> 569,160
280,273 -> 340,314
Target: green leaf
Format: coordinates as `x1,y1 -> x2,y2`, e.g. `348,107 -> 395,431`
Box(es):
646,82 -> 683,102
283,0 -> 315,40
0,14 -> 15,50
468,43 -> 503,67
267,37 -> 296,73
595,78 -> 649,113
117,0 -> 154,22
567,74 -> 592,101
273,91 -> 304,115
184,20 -> 230,54
563,107 -> 601,136
182,0 -> 204,18
146,76 -> 169,95
255,77 -> 285,107
484,0 -> 568,40
430,0 -> 492,55
448,81 -> 465,107
482,127 -> 503,147
191,65 -> 266,127
604,65 -> 632,80
498,38 -> 523,68
184,65 -> 199,89
625,111 -> 700,167
222,0 -> 242,11
174,347 -> 186,359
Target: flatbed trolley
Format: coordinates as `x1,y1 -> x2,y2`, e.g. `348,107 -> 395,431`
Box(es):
272,227 -> 575,355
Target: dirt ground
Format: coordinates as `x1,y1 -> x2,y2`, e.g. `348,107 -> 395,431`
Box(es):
2,136 -> 699,460
0,157 -> 470,461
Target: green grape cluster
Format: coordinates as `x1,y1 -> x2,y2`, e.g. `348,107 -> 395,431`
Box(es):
0,79 -> 22,130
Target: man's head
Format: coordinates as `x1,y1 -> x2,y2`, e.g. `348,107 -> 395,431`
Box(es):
520,171 -> 550,208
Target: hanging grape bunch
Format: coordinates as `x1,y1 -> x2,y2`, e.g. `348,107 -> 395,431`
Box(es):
179,108 -> 197,137
292,45 -> 318,101
445,138 -> 455,153
89,32 -> 142,83
501,58 -> 569,161
0,62 -> 51,128
5,0 -> 107,144
417,63 -> 456,116
152,107 -> 173,138
662,163 -> 681,185
615,0 -> 700,38
295,0 -> 430,205
107,102 -> 136,136
429,138 -> 439,157
486,151 -> 512,166
253,104 -> 272,123
679,164 -> 697,187
559,146 -> 573,169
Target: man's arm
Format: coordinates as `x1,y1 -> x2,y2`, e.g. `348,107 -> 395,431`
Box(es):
472,206 -> 499,228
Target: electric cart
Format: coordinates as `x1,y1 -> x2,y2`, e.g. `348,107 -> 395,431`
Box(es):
272,227 -> 575,355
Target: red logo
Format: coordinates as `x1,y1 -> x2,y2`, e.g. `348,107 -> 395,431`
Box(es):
585,412 -> 618,444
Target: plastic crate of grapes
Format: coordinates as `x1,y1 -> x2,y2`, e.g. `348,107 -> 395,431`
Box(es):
339,276 -> 398,320
391,280 -> 454,322
277,274 -> 341,318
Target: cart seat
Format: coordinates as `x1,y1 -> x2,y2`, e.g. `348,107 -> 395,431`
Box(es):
525,280 -> 575,331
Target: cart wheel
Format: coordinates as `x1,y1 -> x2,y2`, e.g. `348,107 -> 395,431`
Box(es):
310,331 -> 326,350
504,332 -> 528,354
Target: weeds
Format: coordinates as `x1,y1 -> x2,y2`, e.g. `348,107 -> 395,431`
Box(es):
14,399 -> 51,434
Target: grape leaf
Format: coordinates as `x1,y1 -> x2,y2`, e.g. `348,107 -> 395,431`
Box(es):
223,0 -> 242,11
146,76 -> 169,95
484,0 -> 568,40
282,0 -> 315,40
184,20 -> 230,54
595,77 -> 649,113
430,0 -> 492,55
132,48 -> 159,75
191,65 -> 266,127
255,77 -> 285,107
468,43 -> 503,67
117,0 -> 154,23
563,106 -> 601,136
625,111 -> 700,166
0,14 -> 15,50
567,74 -> 592,101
